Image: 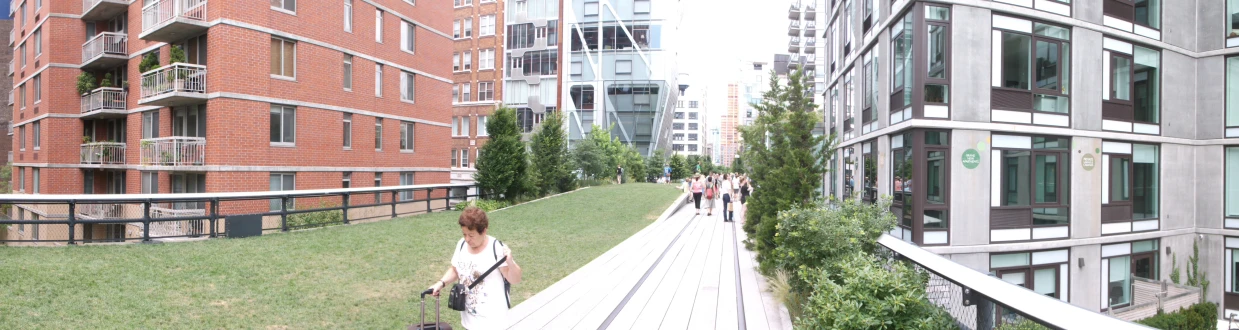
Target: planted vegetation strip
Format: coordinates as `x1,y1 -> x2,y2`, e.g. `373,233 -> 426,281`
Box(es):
0,184 -> 680,329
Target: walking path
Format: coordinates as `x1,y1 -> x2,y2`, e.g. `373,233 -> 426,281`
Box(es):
507,194 -> 793,330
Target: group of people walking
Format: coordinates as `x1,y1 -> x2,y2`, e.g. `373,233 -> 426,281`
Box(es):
684,173 -> 751,222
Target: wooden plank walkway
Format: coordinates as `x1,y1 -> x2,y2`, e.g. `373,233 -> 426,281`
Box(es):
507,195 -> 793,330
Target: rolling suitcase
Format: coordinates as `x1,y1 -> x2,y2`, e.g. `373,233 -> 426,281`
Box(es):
408,289 -> 452,330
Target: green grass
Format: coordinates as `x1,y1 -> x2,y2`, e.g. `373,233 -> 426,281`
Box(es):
0,183 -> 682,329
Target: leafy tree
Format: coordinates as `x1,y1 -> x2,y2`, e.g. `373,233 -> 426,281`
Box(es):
774,197 -> 896,293
739,68 -> 837,271
620,145 -> 645,183
669,154 -> 689,179
731,156 -> 745,174
796,251 -> 957,329
475,107 -> 528,201
530,112 -> 575,195
572,137 -> 608,180
645,150 -> 667,182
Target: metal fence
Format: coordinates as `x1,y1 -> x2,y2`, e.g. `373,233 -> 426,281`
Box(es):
876,235 -> 1151,330
0,183 -> 481,246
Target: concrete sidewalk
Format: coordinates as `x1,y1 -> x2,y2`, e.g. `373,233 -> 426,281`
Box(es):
507,195 -> 792,330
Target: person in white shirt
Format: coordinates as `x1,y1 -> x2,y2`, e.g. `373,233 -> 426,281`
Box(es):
719,174 -> 734,222
429,207 -> 523,329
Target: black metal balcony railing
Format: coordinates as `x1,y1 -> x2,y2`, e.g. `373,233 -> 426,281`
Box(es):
0,183 -> 481,245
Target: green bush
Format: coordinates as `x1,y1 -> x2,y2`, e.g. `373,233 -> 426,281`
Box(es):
997,318 -> 1050,330
795,252 -> 957,329
1137,302 -> 1217,330
475,107 -> 529,201
453,199 -> 511,212
772,197 -> 896,293
286,202 -> 343,229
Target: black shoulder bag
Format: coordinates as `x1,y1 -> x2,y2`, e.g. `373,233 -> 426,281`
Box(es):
448,240 -> 510,311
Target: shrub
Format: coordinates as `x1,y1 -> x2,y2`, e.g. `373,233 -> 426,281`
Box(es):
286,202 -> 343,230
772,197 -> 896,292
138,52 -> 160,73
76,72 -> 98,95
1137,302 -> 1217,330
453,199 -> 510,212
796,252 -> 957,329
475,107 -> 528,201
997,318 -> 1050,330
530,112 -> 575,196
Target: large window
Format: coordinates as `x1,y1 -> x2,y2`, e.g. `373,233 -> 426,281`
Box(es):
1101,141 -> 1158,234
1227,147 -> 1239,228
481,15 -> 496,36
1102,239 -> 1159,310
399,172 -> 414,201
269,173 -> 295,211
862,50 -> 877,129
477,116 -> 488,136
401,21 -> 416,53
1104,0 -> 1159,31
1227,57 -> 1239,137
142,111 -> 159,139
270,38 -> 296,78
861,140 -> 877,203
479,82 -> 494,101
889,130 -> 950,245
270,105 -> 296,145
1102,37 -> 1160,132
480,49 -> 495,70
990,135 -> 1071,242
401,71 -> 416,102
141,171 -> 157,194
925,6 -> 951,114
890,13 -> 913,113
991,249 -> 1069,301
344,0 -> 353,32
991,16 -> 1071,125
400,122 -> 415,151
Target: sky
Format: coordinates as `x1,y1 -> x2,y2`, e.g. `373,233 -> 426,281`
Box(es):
675,0 -> 786,150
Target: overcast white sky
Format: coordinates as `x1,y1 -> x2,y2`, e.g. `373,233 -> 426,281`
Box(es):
674,0 -> 787,144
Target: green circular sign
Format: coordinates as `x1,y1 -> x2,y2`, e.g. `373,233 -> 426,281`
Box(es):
962,149 -> 981,169
1082,153 -> 1096,171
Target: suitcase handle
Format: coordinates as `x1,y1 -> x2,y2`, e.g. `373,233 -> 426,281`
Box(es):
419,288 -> 440,328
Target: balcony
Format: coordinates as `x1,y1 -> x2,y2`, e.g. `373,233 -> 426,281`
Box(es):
140,136 -> 205,166
805,21 -> 817,37
77,203 -> 126,220
139,63 -> 207,106
81,87 -> 128,118
82,0 -> 130,21
140,0 -> 208,42
805,54 -> 817,70
788,36 -> 801,53
804,2 -> 816,20
81,142 -> 126,165
804,38 -> 817,53
788,1 -> 801,19
788,20 -> 801,37
82,32 -> 128,70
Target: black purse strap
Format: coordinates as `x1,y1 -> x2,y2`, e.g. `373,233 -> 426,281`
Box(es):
468,255 -> 507,290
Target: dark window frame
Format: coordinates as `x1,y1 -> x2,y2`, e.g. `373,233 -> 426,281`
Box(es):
990,135 -> 1072,239
1100,141 -> 1160,232
889,129 -> 952,246
992,17 -> 1072,121
1104,0 -> 1161,31
1102,38 -> 1161,127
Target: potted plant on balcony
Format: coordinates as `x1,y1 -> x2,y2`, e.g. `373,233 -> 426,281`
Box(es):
100,73 -> 121,105
76,72 -> 98,96
169,46 -> 188,92
160,151 -> 173,165
139,52 -> 160,93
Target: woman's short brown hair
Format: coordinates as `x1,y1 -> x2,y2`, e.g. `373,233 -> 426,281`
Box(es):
458,206 -> 489,233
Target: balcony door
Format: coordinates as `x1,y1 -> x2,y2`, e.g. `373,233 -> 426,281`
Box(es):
181,35 -> 208,66
171,173 -> 206,210
172,105 -> 206,138
106,171 -> 126,194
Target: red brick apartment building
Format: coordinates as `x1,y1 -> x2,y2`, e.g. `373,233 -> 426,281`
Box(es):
9,1 -> 452,207
448,0 -> 502,185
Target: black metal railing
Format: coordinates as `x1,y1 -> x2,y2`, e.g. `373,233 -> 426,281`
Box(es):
0,183 -> 481,245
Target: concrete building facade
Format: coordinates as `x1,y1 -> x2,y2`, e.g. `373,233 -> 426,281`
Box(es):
670,81 -> 704,156
8,0 -> 452,240
821,0 -> 1239,317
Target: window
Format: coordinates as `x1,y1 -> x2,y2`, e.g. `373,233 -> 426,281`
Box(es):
18,126 -> 24,151
1230,57 -> 1239,136
142,111 -> 159,139
344,0 -> 353,32
400,122 -> 414,151
452,148 -> 458,167
461,149 -> 470,167
842,0 -> 853,54
399,172 -> 414,201
688,123 -> 698,130
1102,239 -> 1159,309
342,113 -> 353,148
1230,1 -> 1239,44
478,116 -> 488,136
571,86 -> 595,110
672,133 -> 684,141
401,71 -> 415,102
992,16 -> 1071,122
20,44 -> 25,68
141,171 -> 157,194
688,134 -> 698,141
374,173 -> 383,202
1102,37 -> 1160,130
1101,141 -> 1158,233
452,117 -> 459,136
991,134 -> 1071,242
18,84 -> 24,110
17,167 -> 23,192
672,123 -> 684,130
991,250 -> 1070,306
674,112 -> 685,119
343,172 -> 352,188
1104,0 -> 1159,30
343,55 -> 353,90
270,38 -> 296,78
479,82 -> 494,101
891,13 -> 912,111
925,6 -> 951,109
454,20 -> 462,39
635,0 -> 650,13
464,18 -> 473,38
480,49 -> 495,70
269,173 -> 295,211
1227,147 -> 1239,228
461,83 -> 471,103
375,10 -> 383,43
32,74 -> 40,103
463,51 -> 472,71
889,130 -> 951,245
402,21 -> 416,53
453,53 -> 461,71
461,117 -> 470,136
862,0 -> 874,33
31,121 -> 39,150
375,64 -> 383,97
454,0 -> 471,7
33,28 -> 40,57
270,105 -> 296,145
688,112 -> 698,120
481,15 -> 496,36
375,118 -> 383,150
862,51 -> 877,126
271,0 -> 296,12
452,85 -> 459,103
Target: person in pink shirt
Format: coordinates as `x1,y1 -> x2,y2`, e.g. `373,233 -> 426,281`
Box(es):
691,174 -> 704,215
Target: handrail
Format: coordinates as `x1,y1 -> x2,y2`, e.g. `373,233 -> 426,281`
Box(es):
878,234 -> 1152,329
82,32 -> 127,63
0,183 -> 476,202
139,63 -> 207,99
80,87 -> 126,113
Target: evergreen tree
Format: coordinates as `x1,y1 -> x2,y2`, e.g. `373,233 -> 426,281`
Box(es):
474,107 -> 528,201
731,156 -> 746,174
530,112 -> 575,195
739,68 -> 837,272
670,154 -> 690,179
645,150 -> 667,182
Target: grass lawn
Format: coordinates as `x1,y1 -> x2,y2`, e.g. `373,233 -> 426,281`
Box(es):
0,183 -> 682,329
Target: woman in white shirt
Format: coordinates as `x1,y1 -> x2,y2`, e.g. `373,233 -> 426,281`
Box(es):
719,174 -> 734,222
429,207 -> 523,329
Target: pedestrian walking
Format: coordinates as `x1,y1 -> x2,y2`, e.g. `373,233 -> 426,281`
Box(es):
691,175 -> 704,215
703,175 -> 716,216
427,207 -> 522,329
720,174 -> 734,222
616,165 -> 624,185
